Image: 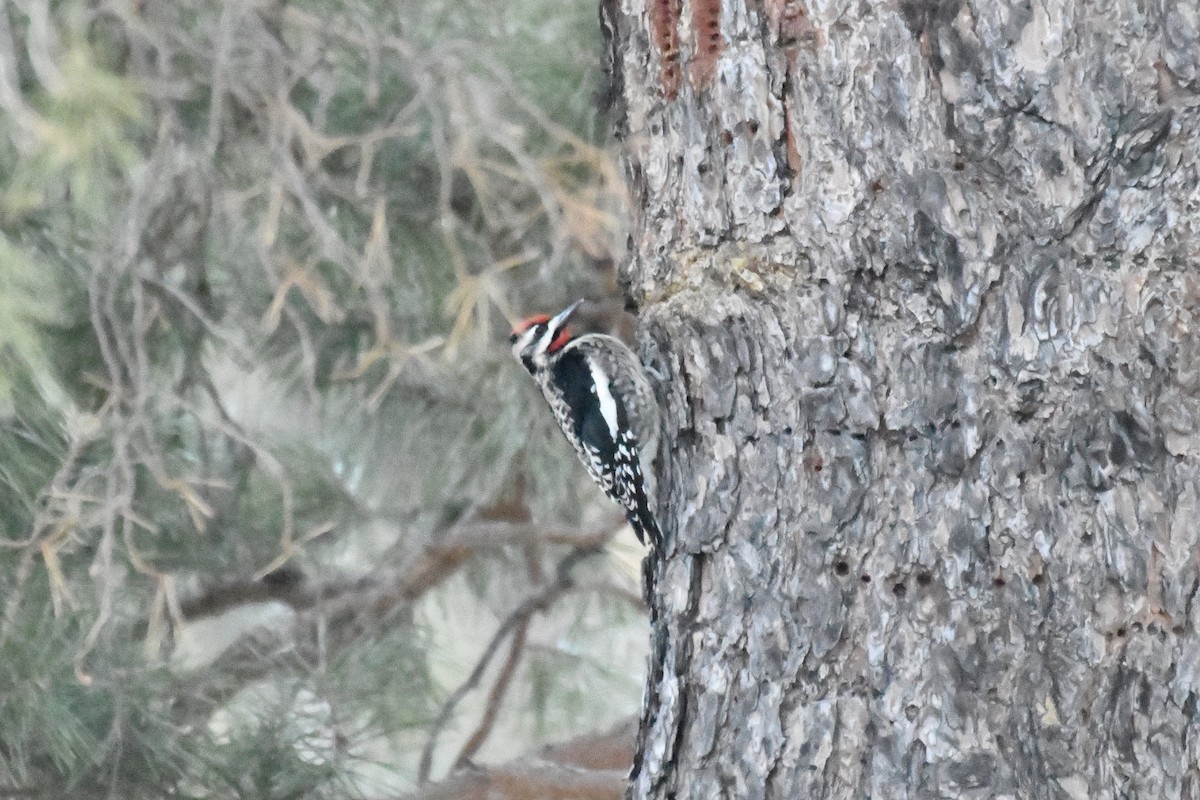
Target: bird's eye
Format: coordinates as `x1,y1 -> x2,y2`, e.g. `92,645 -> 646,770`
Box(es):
508,332 -> 519,343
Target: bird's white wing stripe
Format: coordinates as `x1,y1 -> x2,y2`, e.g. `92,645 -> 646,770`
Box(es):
590,358 -> 620,440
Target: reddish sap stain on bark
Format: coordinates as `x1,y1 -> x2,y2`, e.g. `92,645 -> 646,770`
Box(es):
689,0 -> 723,90
650,0 -> 683,99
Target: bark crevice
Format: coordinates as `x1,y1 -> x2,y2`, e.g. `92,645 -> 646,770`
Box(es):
618,1 -> 1200,797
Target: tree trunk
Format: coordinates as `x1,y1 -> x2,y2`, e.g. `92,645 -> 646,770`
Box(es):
610,1 -> 1200,797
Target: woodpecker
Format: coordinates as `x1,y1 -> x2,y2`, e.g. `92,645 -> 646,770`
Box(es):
510,299 -> 661,548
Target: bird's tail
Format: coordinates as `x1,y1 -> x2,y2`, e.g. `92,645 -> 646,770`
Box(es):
628,495 -> 662,550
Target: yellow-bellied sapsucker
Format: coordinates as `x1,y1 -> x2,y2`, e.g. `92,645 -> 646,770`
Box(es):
510,299 -> 661,548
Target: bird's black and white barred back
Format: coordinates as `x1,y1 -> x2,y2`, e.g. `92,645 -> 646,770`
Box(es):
510,300 -> 661,548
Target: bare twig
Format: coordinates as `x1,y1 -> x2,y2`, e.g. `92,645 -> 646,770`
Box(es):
416,545 -> 602,784
139,274 -> 255,365
450,617 -> 529,771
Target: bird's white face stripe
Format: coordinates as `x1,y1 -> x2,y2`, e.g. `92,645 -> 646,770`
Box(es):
590,358 -> 620,440
512,325 -> 547,369
513,326 -> 539,354
534,323 -> 558,357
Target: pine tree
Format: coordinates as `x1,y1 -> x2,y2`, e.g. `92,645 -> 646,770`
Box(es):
0,1 -> 644,796
606,1 -> 1200,797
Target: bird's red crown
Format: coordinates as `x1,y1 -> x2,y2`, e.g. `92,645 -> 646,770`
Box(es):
511,313 -> 572,353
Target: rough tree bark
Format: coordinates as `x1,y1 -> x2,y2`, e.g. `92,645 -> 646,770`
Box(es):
608,1 -> 1200,798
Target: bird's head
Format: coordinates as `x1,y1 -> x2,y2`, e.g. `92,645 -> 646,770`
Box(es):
509,299 -> 583,374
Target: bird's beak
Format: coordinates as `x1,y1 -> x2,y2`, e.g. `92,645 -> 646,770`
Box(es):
548,298 -> 584,332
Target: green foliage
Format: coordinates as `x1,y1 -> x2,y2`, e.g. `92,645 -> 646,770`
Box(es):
193,687 -> 350,800
0,353 -> 65,527
0,240 -> 66,406
2,40 -> 143,219
0,595 -> 193,795
0,0 -> 642,796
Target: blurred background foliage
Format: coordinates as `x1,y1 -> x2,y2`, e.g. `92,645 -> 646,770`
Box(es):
0,0 -> 647,797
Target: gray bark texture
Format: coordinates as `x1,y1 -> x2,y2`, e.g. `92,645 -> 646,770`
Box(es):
609,0 -> 1200,798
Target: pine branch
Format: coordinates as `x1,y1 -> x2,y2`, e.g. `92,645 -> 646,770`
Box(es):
143,513 -> 625,632
167,517 -> 624,723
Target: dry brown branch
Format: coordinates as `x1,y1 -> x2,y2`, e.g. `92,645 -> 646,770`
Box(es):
535,719 -> 638,772
395,718 -> 635,800
398,764 -> 626,800
165,516 -> 624,723
142,514 -> 622,632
